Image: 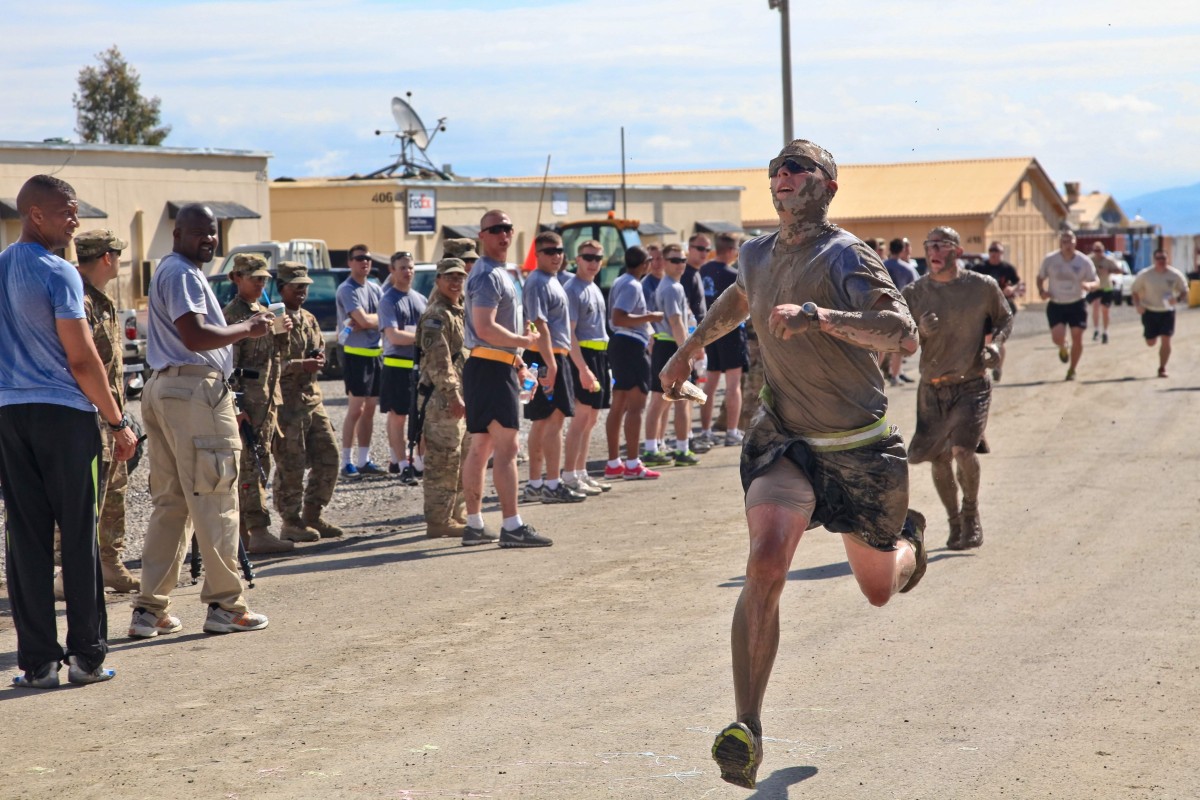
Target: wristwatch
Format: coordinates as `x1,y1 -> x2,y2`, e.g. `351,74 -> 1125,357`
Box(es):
107,413 -> 131,432
800,302 -> 819,325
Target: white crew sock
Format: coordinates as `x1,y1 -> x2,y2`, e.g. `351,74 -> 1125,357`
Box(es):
502,515 -> 524,532
529,478 -> 544,489
676,438 -> 689,452
414,454 -> 425,471
645,439 -> 658,452
625,458 -> 641,469
388,448 -> 397,463
466,513 -> 485,529
607,459 -> 622,469
546,479 -> 560,490
356,446 -> 370,467
342,448 -> 352,466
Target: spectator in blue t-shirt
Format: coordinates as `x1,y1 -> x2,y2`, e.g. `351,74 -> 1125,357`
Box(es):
882,238 -> 920,385
0,174 -> 137,689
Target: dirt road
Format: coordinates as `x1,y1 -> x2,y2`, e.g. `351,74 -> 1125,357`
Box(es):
2,303 -> 1198,799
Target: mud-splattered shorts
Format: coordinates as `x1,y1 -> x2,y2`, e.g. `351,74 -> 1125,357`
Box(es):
908,375 -> 991,464
740,407 -> 910,552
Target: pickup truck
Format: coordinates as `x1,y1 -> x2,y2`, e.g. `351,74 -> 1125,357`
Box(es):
208,239 -> 332,277
118,308 -> 148,398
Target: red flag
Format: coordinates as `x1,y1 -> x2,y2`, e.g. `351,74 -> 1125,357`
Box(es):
521,239 -> 538,273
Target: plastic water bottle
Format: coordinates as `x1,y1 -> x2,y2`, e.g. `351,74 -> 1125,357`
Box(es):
337,319 -> 352,345
521,363 -> 538,403
537,363 -> 554,401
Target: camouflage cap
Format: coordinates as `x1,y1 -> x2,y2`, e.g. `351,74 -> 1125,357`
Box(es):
277,260 -> 313,285
74,229 -> 128,261
231,253 -> 271,277
442,238 -> 480,261
436,257 -> 468,276
768,139 -> 838,182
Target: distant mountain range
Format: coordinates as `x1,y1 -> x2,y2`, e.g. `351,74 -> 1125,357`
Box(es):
1123,183 -> 1200,235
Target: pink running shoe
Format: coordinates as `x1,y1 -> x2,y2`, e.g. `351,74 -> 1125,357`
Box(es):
623,463 -> 661,480
603,463 -> 626,479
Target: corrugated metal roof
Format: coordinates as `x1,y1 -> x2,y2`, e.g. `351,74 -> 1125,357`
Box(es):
167,200 -> 260,220
498,157 -> 1068,226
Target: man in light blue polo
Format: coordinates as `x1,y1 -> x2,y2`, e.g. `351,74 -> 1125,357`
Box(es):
0,174 -> 136,688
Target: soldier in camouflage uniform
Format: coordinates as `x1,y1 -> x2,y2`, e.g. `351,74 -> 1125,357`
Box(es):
223,254 -> 297,554
75,229 -> 140,592
273,262 -> 345,539
442,237 -> 480,270
416,258 -> 471,539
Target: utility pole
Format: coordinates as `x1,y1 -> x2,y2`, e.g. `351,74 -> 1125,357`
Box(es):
768,0 -> 794,144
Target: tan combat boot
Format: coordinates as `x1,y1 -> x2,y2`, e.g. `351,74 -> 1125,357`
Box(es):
302,504 -> 345,539
280,516 -> 320,543
245,526 -> 295,554
101,555 -> 140,593
426,522 -> 467,539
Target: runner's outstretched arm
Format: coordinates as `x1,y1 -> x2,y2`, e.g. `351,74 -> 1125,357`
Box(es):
771,294 -> 917,355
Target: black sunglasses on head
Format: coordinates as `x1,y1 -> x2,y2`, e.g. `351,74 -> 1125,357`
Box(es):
483,224 -> 514,235
578,253 -> 603,263
539,247 -> 565,255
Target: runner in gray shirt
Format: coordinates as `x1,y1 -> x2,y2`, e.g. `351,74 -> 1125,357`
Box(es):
562,240 -> 612,496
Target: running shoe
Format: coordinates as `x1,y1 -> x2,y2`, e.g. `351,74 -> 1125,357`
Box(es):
641,450 -> 673,467
542,483 -> 587,504
357,461 -> 387,476
203,604 -> 269,634
499,524 -> 553,548
897,372 -> 914,383
461,525 -> 499,547
1065,368 -> 1076,381
623,463 -> 661,480
520,484 -> 544,504
340,463 -> 361,480
1093,329 -> 1099,341
67,655 -> 115,685
1058,345 -> 1069,364
899,509 -> 927,593
563,476 -> 602,497
725,430 -> 745,447
388,461 -> 401,474
1102,332 -> 1108,344
712,721 -> 763,789
690,436 -> 713,454
582,473 -> 612,493
129,608 -> 183,639
603,463 -> 626,480
1158,366 -> 1168,378
672,450 -> 700,467
399,464 -> 420,486
12,661 -> 60,690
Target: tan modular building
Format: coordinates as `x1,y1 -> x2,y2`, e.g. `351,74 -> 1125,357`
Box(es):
509,157 -> 1070,290
0,141 -> 271,308
270,177 -> 743,265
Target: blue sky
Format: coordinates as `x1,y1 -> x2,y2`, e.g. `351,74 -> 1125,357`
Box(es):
3,0 -> 1199,204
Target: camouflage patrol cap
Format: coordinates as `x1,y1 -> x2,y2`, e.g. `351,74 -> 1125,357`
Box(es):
74,229 -> 128,261
231,253 -> 271,277
768,139 -> 838,182
442,238 -> 480,261
277,260 -> 313,285
436,257 -> 468,276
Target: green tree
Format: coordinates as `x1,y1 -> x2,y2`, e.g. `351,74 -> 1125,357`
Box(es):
73,45 -> 171,145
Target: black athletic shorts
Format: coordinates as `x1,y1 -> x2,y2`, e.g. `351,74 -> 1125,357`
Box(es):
379,362 -> 413,415
649,338 -> 677,394
1141,309 -> 1176,340
464,357 -> 520,433
610,334 -> 651,393
572,347 -> 612,410
1046,299 -> 1087,330
1085,289 -> 1115,306
343,352 -> 382,397
705,326 -> 749,373
522,351 -> 576,421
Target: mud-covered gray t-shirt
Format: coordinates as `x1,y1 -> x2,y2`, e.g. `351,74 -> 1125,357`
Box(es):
902,271 -> 1011,382
563,276 -> 608,343
736,229 -> 904,435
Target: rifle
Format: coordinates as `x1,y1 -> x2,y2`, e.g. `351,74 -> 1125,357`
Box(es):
405,347 -> 432,486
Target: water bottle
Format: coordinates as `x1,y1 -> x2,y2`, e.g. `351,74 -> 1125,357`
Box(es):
537,362 -> 554,401
521,363 -> 538,403
337,318 -> 352,345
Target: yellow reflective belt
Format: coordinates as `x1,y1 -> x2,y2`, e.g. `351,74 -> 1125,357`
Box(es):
343,346 -> 383,357
383,357 -> 414,368
802,416 -> 890,453
652,333 -> 675,342
579,340 -> 608,351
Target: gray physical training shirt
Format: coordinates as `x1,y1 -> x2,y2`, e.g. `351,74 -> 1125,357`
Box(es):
563,276 -> 608,343
146,252 -> 234,377
608,272 -> 651,344
653,275 -> 686,339
336,276 -> 383,350
464,256 -> 520,352
379,286 -> 428,359
523,268 -> 572,351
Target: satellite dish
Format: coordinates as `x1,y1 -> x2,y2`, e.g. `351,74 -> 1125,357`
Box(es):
367,92 -> 449,179
392,96 -> 430,151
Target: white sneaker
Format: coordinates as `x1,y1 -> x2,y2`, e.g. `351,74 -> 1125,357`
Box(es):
582,473 -> 612,493
203,604 -> 268,634
129,608 -> 182,639
563,477 -> 602,497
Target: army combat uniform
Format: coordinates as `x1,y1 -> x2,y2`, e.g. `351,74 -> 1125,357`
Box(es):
417,278 -> 470,536
222,257 -> 297,552
272,261 -> 343,539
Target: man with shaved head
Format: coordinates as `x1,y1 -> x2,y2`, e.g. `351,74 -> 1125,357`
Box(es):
131,203 -> 275,639
659,141 -> 927,788
1,175 -> 137,688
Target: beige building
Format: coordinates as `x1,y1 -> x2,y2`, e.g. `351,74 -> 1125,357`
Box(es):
270,177 -> 743,265
0,141 -> 270,308
510,156 -> 1070,289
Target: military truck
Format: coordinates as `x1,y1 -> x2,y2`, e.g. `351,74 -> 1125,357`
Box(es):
552,214 -> 643,293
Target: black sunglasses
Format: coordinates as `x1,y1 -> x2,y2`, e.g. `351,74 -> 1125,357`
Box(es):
667,256 -> 687,264
350,254 -> 372,262
770,157 -> 833,181
483,224 -> 514,235
577,253 -> 603,263
539,247 -> 565,255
